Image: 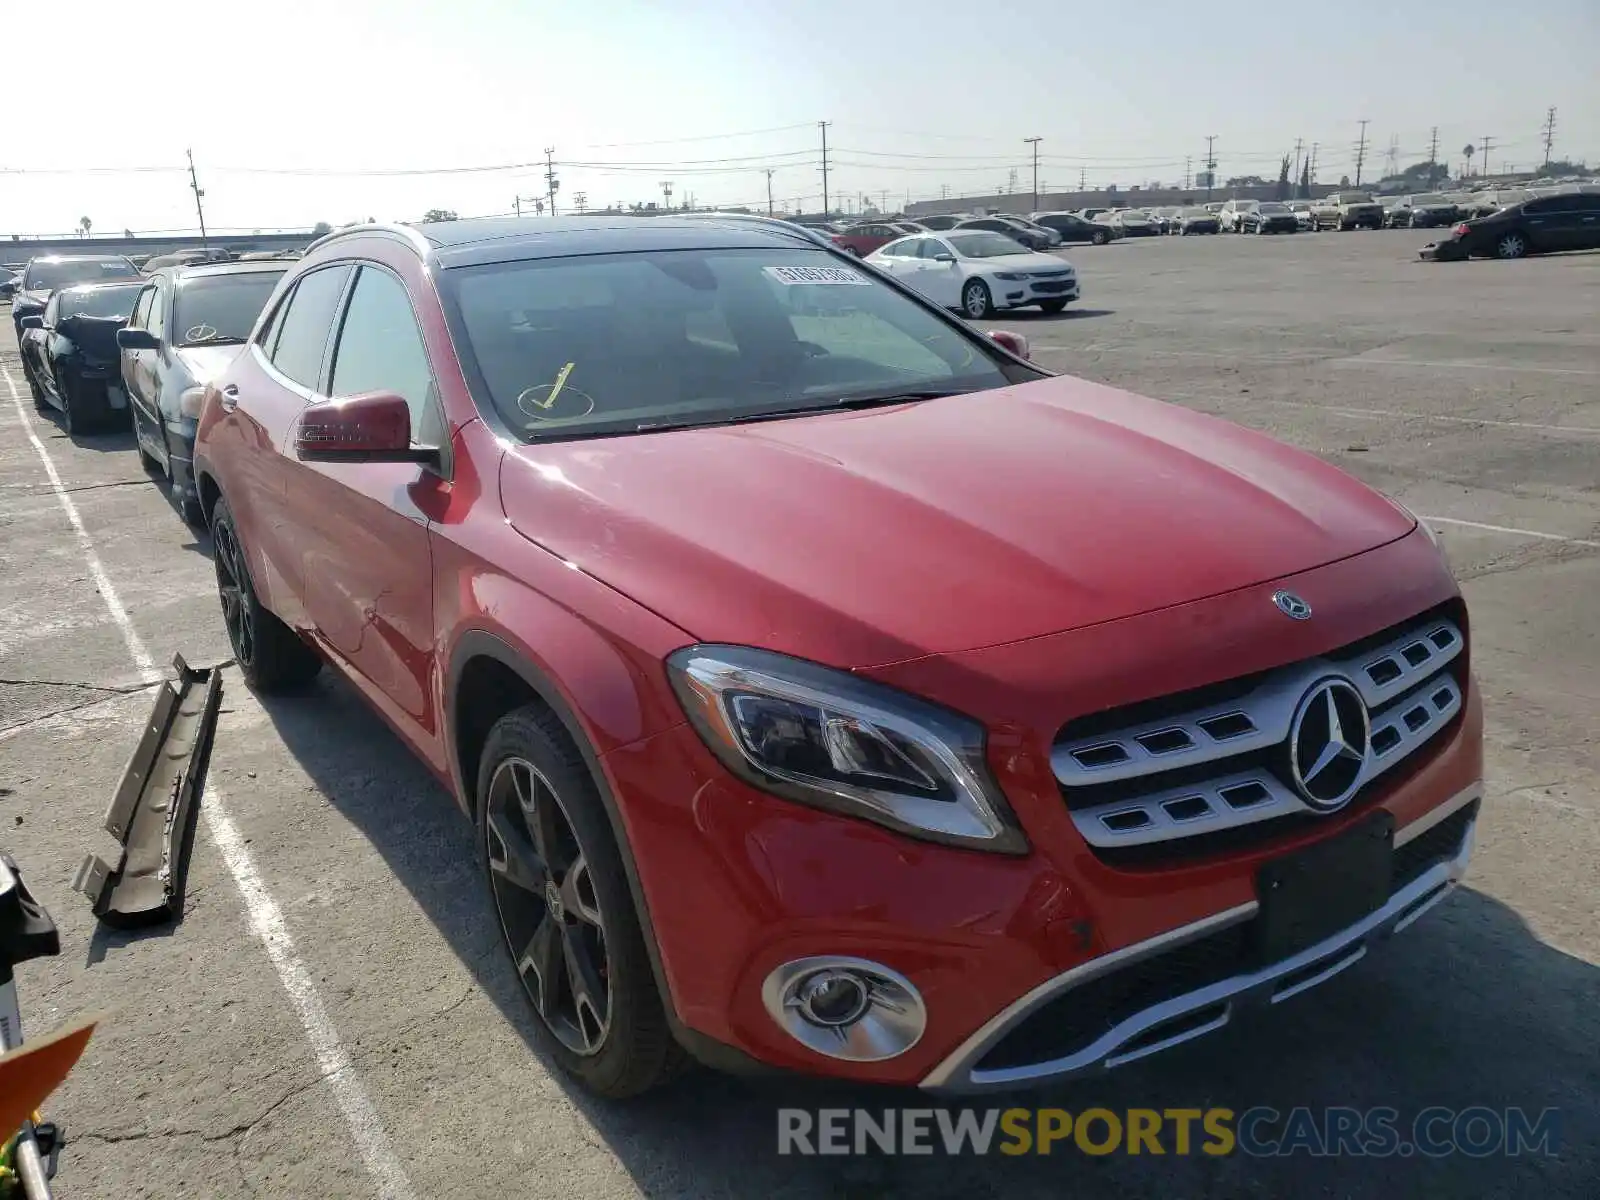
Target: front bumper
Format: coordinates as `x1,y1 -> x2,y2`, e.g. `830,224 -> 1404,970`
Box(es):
1419,239 -> 1468,262
922,788 -> 1477,1091
1001,280 -> 1080,307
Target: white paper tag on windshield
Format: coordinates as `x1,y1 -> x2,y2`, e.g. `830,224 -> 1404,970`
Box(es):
765,265 -> 871,286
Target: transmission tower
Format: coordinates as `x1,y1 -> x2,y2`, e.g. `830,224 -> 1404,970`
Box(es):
1384,134 -> 1400,179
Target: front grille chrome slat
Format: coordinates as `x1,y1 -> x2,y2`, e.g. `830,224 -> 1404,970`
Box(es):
1053,619 -> 1463,787
1056,618 -> 1464,851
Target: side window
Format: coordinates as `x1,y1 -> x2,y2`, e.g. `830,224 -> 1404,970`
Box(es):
255,287 -> 288,355
146,282 -> 167,340
1521,198 -> 1560,215
270,265 -> 353,390
129,286 -> 155,330
329,266 -> 439,442
919,239 -> 951,259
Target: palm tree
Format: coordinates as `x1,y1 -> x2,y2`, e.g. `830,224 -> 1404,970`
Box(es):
1462,144 -> 1475,178
78,216 -> 92,239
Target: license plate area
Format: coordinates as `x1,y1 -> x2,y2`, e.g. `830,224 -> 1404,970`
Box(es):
1251,811 -> 1394,966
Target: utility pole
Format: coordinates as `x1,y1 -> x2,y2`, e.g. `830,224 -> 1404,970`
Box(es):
513,194 -> 540,218
1078,166 -> 1086,192
573,192 -> 587,214
1204,135 -> 1217,201
939,183 -> 949,200
1541,107 -> 1557,169
1385,134 -> 1400,179
1428,126 -> 1440,185
660,180 -> 673,211
1353,119 -> 1370,187
1292,138 -> 1303,188
186,148 -> 209,249
1184,156 -> 1192,191
763,169 -> 776,216
1480,134 -> 1494,179
1310,141 -> 1319,184
880,189 -> 890,214
544,147 -> 559,216
1023,136 -> 1042,212
818,120 -> 832,217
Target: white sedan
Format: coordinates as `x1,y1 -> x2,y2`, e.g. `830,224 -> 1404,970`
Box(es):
865,231 -> 1079,318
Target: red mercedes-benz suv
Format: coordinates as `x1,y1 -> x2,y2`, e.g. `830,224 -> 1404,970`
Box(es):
193,216 -> 1482,1098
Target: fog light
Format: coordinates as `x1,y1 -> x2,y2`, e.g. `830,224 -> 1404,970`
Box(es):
762,956 -> 926,1062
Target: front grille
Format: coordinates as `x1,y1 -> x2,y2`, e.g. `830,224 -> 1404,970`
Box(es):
976,801 -> 1473,1073
1031,281 -> 1073,294
1054,603 -> 1466,857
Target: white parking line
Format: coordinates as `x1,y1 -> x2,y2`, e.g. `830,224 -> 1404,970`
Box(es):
1163,391 -> 1600,437
3,365 -> 417,1200
1421,516 -> 1600,550
1333,357 -> 1600,378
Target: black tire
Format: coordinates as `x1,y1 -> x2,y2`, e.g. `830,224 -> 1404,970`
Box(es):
59,370 -> 112,436
1495,231 -> 1527,259
209,493 -> 322,691
477,705 -> 684,1098
961,279 -> 994,319
1091,229 -> 1109,245
1038,299 -> 1069,314
179,495 -> 206,527
25,363 -> 49,410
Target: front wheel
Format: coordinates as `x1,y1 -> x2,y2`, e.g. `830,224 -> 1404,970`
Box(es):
210,494 -> 322,691
1091,229 -> 1109,245
961,279 -> 995,319
1495,231 -> 1527,259
478,706 -> 684,1097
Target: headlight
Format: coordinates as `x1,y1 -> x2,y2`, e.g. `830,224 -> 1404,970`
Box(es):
666,645 -> 1027,853
995,272 -> 1027,280
177,385 -> 208,419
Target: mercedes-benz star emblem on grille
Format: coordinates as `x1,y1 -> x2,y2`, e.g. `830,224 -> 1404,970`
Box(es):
1273,590 -> 1312,620
1288,679 -> 1370,811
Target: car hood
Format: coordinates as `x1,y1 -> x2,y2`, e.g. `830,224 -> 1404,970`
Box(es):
497,376 -> 1415,668
971,253 -> 1067,272
173,344 -> 245,383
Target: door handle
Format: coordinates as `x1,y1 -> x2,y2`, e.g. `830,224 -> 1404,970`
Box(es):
218,384 -> 239,413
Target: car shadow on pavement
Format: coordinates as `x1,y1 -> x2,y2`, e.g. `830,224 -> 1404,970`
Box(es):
260,678 -> 1598,1198
1010,307 -> 1114,323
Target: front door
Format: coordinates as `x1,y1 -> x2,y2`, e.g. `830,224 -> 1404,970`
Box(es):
287,263 -> 446,769
916,238 -> 964,307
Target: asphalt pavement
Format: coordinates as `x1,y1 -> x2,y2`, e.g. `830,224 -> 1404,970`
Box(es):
1,228 -> 1596,1198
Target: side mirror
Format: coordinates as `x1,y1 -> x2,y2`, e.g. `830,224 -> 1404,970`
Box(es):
988,330 -> 1031,359
933,253 -> 955,263
116,327 -> 160,351
19,314 -> 43,330
294,392 -> 438,466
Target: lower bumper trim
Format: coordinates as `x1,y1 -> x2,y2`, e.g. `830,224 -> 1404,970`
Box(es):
922,787 -> 1479,1092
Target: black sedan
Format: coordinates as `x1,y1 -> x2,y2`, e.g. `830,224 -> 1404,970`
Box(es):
1173,207 -> 1221,235
1240,202 -> 1299,234
18,280 -> 145,433
1420,192 -> 1600,260
117,261 -> 288,524
9,254 -> 142,343
1030,211 -> 1112,244
950,216 -> 1053,251
1388,193 -> 1460,228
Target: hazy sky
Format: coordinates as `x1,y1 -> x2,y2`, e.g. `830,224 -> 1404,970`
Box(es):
2,0 -> 1595,234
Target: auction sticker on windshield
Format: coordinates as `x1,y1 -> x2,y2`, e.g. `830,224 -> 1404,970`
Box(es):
765,265 -> 872,285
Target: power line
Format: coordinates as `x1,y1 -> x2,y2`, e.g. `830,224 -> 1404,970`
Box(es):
578,122 -> 816,149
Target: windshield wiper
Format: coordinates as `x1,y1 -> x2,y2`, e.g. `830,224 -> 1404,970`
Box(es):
178,335 -> 247,347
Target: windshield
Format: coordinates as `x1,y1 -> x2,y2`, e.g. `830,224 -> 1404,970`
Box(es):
441,248 -> 1015,441
60,283 -> 143,320
1258,203 -> 1289,214
1119,211 -> 1148,221
947,232 -> 1028,257
23,258 -> 139,291
172,271 -> 285,345
1338,193 -> 1375,204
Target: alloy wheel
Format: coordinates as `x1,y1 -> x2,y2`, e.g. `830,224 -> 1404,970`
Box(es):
485,757 -> 611,1056
963,283 -> 987,318
212,519 -> 255,669
1497,233 -> 1526,259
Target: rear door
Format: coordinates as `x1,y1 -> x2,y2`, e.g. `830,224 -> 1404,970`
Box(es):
206,264 -> 353,621
127,279 -> 166,424
1574,194 -> 1600,250
1516,197 -> 1576,251
288,262 -> 448,762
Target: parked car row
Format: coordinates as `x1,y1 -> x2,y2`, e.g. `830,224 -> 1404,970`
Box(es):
11,253 -> 290,522
4,212 -> 1490,1110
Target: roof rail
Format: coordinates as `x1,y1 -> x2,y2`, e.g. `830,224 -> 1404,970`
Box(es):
304,222 -> 432,257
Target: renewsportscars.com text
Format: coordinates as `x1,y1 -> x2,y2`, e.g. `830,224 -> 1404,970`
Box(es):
777,1106 -> 1560,1158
